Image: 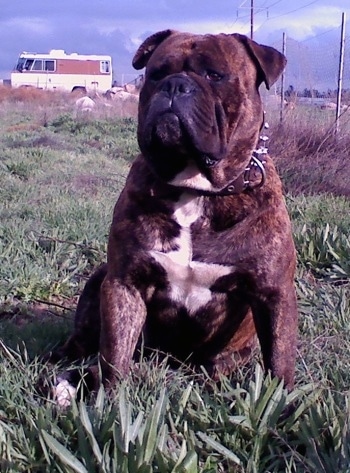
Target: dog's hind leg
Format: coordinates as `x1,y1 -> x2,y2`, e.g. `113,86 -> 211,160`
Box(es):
49,264 -> 107,362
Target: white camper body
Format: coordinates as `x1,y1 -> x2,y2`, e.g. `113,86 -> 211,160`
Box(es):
11,50 -> 112,92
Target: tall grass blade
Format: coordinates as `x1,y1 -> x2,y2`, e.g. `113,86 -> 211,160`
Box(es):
197,432 -> 241,465
141,388 -> 167,464
41,430 -> 88,473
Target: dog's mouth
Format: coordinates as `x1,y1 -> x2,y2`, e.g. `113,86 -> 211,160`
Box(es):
144,107 -> 223,179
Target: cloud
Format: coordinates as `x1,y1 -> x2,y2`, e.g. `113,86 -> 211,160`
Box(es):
257,5 -> 345,41
3,17 -> 52,35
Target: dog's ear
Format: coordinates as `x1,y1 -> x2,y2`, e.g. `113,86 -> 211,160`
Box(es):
233,34 -> 286,90
132,30 -> 175,70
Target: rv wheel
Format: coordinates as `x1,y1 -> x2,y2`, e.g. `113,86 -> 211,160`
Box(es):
71,86 -> 87,96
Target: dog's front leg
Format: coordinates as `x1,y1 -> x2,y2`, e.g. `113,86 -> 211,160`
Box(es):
99,275 -> 147,387
252,284 -> 298,391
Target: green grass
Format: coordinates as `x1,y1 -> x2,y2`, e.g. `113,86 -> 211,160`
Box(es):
0,111 -> 136,301
0,94 -> 350,472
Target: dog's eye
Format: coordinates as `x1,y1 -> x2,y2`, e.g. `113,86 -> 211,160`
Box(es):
205,70 -> 223,82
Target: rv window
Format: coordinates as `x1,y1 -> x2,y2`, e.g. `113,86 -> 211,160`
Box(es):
32,60 -> 43,71
100,60 -> 110,73
24,59 -> 34,71
16,58 -> 26,72
45,60 -> 55,72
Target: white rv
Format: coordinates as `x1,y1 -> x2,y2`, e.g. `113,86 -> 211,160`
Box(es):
11,50 -> 113,93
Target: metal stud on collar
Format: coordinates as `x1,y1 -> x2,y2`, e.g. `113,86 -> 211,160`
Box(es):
242,118 -> 269,190
250,155 -> 266,188
226,184 -> 235,193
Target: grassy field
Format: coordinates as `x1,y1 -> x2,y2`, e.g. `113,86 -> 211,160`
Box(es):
0,87 -> 350,472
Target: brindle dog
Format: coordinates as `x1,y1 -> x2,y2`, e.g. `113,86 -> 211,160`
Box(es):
51,30 -> 298,403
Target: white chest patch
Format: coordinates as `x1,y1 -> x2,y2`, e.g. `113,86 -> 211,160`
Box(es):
150,192 -> 233,314
169,160 -> 221,192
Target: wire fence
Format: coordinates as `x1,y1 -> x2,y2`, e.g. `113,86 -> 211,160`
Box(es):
112,73 -> 143,87
275,29 -> 349,94
263,17 -> 350,132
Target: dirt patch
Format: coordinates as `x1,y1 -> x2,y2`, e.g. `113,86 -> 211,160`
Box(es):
0,296 -> 78,325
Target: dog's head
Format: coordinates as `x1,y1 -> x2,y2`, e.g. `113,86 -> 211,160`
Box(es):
133,30 -> 286,192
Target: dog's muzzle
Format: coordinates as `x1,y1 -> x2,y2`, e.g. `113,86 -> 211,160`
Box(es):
160,74 -> 196,106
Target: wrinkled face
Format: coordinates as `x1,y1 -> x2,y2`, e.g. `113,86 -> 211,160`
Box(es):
137,33 -> 265,191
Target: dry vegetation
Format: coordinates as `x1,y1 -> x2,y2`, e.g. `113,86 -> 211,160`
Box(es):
0,85 -> 68,104
270,106 -> 350,197
0,84 -> 139,119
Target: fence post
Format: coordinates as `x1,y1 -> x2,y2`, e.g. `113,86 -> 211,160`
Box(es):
335,12 -> 346,135
280,32 -> 286,124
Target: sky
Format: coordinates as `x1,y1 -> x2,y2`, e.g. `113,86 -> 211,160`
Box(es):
1,0 -> 349,89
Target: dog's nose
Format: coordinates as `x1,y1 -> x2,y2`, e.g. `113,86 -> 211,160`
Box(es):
161,75 -> 194,98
